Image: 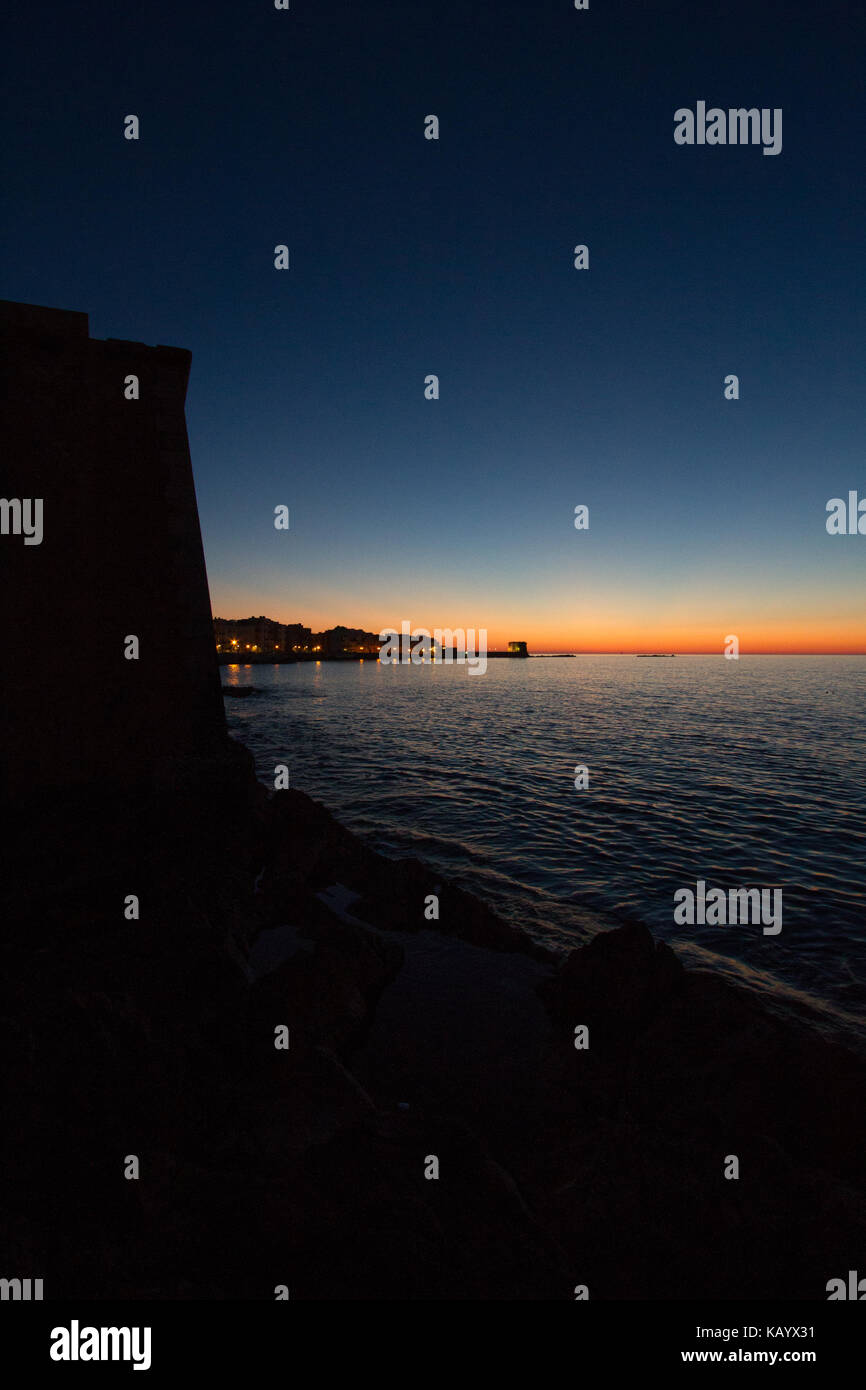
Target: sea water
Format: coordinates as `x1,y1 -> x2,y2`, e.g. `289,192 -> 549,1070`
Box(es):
223,654 -> 866,1048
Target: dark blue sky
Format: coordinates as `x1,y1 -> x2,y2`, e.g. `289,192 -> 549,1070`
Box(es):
4,0 -> 864,648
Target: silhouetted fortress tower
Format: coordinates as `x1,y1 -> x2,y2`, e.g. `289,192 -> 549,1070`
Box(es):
1,300 -> 226,804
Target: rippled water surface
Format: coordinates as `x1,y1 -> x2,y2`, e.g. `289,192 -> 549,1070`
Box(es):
223,656 -> 866,1045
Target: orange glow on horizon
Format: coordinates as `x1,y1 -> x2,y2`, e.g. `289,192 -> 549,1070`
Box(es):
210,619 -> 866,654
209,588 -> 866,656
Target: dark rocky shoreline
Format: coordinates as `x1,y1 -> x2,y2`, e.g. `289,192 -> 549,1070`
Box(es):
3,738 -> 865,1300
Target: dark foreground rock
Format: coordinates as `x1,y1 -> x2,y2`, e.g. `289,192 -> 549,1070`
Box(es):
528,922 -> 866,1299
2,759 -> 864,1300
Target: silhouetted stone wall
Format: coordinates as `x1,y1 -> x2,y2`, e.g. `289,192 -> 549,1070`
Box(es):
1,300 -> 225,804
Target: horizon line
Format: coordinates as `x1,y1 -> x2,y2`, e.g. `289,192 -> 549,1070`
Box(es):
209,614 -> 865,656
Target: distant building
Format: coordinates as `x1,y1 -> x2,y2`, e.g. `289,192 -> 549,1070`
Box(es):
306,626 -> 379,656
507,641 -> 528,656
213,617 -> 236,652
282,622 -> 312,653
214,616 -> 311,654
328,625 -> 379,655
237,616 -> 282,653
215,618 -> 380,656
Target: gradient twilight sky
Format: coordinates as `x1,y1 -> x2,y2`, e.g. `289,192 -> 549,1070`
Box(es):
3,0 -> 864,651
